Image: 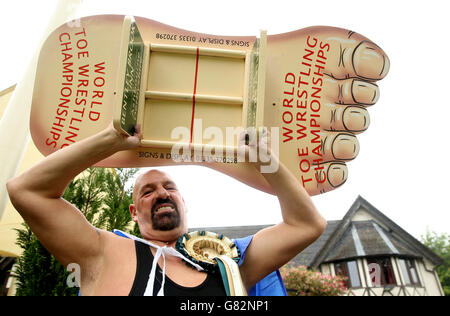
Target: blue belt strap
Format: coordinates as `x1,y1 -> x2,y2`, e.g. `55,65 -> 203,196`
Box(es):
234,235 -> 288,296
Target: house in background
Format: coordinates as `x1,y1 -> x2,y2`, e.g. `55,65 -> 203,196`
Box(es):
198,196 -> 445,296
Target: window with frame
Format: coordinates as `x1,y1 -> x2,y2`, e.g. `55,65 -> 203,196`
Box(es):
366,257 -> 396,287
398,258 -> 421,286
334,260 -> 362,289
0,257 -> 16,296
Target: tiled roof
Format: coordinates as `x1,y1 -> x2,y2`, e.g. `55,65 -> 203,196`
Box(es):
324,221 -> 420,263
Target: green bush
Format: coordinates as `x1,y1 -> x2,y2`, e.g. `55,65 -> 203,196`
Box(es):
14,224 -> 79,296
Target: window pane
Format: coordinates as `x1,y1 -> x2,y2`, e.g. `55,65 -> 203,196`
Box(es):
347,261 -> 361,288
399,259 -> 411,285
335,263 -> 345,276
334,262 -> 350,289
368,258 -> 397,286
382,258 -> 396,285
407,260 -> 419,285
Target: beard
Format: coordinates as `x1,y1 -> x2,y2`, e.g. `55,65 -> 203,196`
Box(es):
151,198 -> 182,231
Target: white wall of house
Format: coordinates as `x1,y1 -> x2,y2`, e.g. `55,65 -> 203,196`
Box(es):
351,208 -> 374,222
416,258 -> 444,296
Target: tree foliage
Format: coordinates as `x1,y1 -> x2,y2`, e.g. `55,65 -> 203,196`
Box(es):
96,169 -> 137,232
421,230 -> 450,296
13,168 -> 138,296
14,223 -> 78,296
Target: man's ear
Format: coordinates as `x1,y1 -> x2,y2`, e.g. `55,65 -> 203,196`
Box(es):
181,197 -> 188,212
129,204 -> 138,222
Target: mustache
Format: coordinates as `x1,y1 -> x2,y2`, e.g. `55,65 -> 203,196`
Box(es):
151,198 -> 178,215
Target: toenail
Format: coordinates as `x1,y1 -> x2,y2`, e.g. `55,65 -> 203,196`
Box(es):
352,80 -> 380,105
343,106 -> 370,132
327,163 -> 348,188
353,41 -> 387,80
332,133 -> 360,160
380,54 -> 390,78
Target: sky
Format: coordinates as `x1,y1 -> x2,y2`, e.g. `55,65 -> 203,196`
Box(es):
0,0 -> 449,240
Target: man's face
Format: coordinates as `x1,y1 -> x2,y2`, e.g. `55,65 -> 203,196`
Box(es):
130,170 -> 187,240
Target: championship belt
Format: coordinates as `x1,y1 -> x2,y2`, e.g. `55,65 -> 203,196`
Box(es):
176,231 -> 247,296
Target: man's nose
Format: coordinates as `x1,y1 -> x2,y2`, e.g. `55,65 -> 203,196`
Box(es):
154,186 -> 170,199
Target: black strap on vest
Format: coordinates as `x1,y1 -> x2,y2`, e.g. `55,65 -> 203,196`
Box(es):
129,240 -> 226,296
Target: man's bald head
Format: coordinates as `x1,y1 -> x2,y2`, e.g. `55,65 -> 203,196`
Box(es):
132,169 -> 175,204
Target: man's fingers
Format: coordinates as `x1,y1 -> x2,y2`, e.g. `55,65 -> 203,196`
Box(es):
133,124 -> 141,135
238,128 -> 269,147
133,124 -> 143,139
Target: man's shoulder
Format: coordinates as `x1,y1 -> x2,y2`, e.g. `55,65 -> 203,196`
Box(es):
79,230 -> 136,296
98,230 -> 136,268
100,230 -> 135,253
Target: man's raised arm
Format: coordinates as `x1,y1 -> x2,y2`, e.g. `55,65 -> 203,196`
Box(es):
6,124 -> 141,268
238,130 -> 328,290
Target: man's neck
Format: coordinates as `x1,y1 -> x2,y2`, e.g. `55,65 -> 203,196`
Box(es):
146,239 -> 177,248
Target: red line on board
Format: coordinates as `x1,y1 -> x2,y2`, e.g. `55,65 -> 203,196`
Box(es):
190,47 -> 200,145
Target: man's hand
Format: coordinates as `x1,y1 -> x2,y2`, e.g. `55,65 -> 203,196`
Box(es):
108,123 -> 143,152
238,127 -> 280,174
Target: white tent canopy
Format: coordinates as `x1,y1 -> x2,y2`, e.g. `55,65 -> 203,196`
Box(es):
0,0 -> 83,256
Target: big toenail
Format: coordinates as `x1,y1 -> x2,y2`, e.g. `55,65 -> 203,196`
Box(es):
327,163 -> 348,188
343,106 -> 370,132
353,41 -> 387,79
332,134 -> 359,160
352,80 -> 380,104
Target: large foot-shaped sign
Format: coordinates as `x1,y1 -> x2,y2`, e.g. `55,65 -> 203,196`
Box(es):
30,15 -> 389,196
263,27 -> 389,195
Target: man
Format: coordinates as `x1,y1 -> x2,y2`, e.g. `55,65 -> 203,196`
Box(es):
6,123 -> 327,296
